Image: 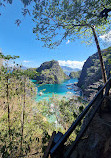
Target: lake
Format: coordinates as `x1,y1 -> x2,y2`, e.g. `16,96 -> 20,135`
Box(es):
31,78 -> 79,102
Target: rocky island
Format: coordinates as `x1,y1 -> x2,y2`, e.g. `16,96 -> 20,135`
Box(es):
35,60 -> 69,84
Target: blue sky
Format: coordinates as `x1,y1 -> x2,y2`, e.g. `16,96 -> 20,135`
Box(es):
0,0 -> 110,69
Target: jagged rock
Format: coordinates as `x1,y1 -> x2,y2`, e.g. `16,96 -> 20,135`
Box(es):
70,96 -> 111,158
78,47 -> 111,100
35,60 -> 69,84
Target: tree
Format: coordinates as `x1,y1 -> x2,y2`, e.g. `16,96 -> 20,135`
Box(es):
0,53 -> 51,157
1,0 -> 111,83
0,55 -> 19,142
0,0 -> 33,24
0,0 -> 32,7
32,0 -> 111,83
0,52 -> 3,68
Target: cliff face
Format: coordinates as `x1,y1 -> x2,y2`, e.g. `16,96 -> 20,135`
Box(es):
78,47 -> 111,100
69,71 -> 81,79
70,96 -> 111,158
35,60 -> 69,84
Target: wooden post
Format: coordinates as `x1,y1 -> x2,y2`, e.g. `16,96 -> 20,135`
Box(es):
105,82 -> 110,96
43,131 -> 56,158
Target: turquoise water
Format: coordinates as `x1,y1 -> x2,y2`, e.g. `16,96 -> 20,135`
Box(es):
31,78 -> 79,101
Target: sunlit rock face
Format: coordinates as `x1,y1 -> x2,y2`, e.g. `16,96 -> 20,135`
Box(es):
35,60 -> 69,84
78,47 -> 111,100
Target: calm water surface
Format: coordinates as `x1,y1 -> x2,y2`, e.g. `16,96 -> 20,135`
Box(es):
32,78 -> 78,101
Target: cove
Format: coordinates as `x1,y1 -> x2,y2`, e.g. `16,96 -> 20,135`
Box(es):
32,78 -> 79,102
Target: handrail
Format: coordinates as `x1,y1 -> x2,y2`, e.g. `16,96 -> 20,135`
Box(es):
50,77 -> 111,157
65,91 -> 104,158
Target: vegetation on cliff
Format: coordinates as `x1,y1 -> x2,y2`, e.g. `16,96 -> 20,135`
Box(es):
23,68 -> 38,79
78,46 -> 111,99
35,60 -> 69,84
61,66 -> 80,76
69,71 -> 81,79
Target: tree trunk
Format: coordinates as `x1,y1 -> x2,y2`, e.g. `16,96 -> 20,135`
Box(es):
6,76 -> 11,140
20,77 -> 26,153
91,26 -> 107,84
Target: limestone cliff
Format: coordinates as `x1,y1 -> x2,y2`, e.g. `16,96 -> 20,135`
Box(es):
69,71 -> 81,79
35,60 -> 69,84
78,47 -> 111,100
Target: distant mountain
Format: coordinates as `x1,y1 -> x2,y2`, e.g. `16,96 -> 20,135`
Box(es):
61,66 -> 81,75
73,68 -> 81,72
61,66 -> 74,71
21,66 -> 27,70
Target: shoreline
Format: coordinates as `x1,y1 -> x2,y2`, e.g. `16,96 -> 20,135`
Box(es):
31,78 -> 83,102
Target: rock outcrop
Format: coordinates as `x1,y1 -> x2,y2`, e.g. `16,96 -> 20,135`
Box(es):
78,47 -> 111,100
70,95 -> 111,158
35,60 -> 69,84
69,71 -> 81,79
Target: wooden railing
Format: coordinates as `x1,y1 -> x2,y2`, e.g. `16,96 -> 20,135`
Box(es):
44,77 -> 111,158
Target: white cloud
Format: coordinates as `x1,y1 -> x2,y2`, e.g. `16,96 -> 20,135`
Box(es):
66,40 -> 70,44
100,31 -> 111,42
58,60 -> 85,69
23,60 -> 31,63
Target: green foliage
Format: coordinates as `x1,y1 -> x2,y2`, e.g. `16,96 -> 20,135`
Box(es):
33,0 -> 111,48
23,68 -> 38,79
0,53 -> 87,156
0,54 -> 53,157
42,131 -> 50,152
69,71 -> 81,79
1,0 -> 111,47
35,60 -> 68,84
47,95 -> 86,135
